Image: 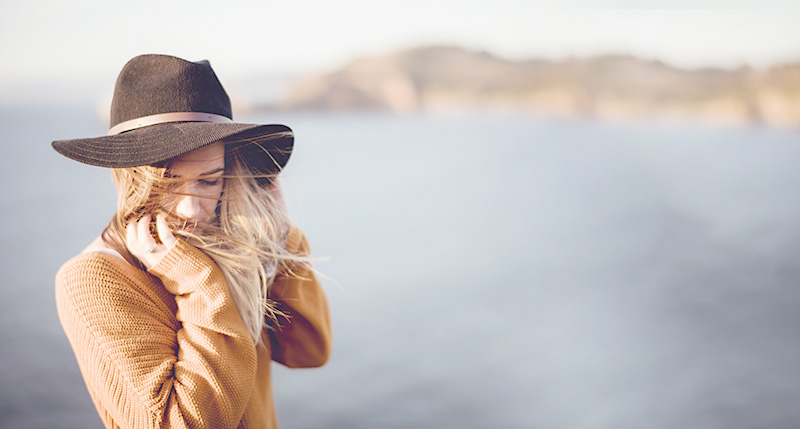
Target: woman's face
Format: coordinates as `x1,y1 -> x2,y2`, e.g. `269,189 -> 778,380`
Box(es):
164,141 -> 225,230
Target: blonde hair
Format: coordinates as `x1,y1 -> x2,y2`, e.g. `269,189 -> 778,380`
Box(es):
101,141 -> 303,345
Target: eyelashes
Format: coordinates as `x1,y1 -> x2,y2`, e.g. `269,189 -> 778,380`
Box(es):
198,178 -> 221,186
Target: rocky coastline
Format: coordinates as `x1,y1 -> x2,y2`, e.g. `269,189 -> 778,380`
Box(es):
271,46 -> 800,128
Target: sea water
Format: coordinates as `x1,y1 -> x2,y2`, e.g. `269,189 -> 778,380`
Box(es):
2,105 -> 800,428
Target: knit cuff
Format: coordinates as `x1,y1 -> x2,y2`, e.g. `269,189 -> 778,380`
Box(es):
147,239 -> 218,295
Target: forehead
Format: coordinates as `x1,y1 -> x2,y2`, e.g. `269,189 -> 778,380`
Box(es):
169,142 -> 225,176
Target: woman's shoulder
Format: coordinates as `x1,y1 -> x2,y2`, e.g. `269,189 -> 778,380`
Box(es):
80,236 -> 126,262
285,225 -> 310,255
59,236 -> 127,272
55,241 -> 180,344
56,254 -> 136,293
56,238 -> 145,296
55,240 -> 176,319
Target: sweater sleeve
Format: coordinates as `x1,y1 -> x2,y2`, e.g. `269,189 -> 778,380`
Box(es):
55,239 -> 257,429
268,227 -> 333,368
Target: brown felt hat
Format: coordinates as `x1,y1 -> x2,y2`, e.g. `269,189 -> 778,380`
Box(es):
52,54 -> 293,174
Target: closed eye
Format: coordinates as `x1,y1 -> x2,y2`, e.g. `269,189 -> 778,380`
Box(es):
199,178 -> 221,186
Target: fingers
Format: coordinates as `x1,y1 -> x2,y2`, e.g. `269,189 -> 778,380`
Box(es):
156,214 -> 177,249
125,214 -> 176,270
137,214 -> 155,247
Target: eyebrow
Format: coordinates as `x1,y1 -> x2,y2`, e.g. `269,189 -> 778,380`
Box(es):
200,167 -> 225,176
169,167 -> 225,178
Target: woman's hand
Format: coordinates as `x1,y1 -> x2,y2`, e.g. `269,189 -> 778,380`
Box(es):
126,214 -> 178,269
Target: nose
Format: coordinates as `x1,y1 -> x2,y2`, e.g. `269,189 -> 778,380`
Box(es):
174,194 -> 202,221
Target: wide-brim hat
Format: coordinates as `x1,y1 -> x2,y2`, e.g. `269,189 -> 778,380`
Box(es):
52,54 -> 293,175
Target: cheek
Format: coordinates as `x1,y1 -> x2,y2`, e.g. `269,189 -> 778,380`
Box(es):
200,198 -> 220,215
161,195 -> 178,213
201,187 -> 224,216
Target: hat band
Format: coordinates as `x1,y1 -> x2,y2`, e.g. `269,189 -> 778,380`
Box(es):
108,112 -> 234,135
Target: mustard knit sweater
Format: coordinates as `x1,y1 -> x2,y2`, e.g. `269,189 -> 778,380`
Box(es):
55,227 -> 332,429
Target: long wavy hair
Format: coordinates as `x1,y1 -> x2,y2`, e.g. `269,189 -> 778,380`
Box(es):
100,139 -> 304,345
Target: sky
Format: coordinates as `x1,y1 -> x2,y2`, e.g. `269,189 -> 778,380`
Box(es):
1,0 -> 799,103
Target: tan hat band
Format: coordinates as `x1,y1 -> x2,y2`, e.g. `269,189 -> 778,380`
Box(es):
108,112 -> 234,135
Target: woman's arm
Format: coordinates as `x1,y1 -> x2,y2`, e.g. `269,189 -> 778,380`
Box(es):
268,227 -> 333,367
56,239 -> 257,429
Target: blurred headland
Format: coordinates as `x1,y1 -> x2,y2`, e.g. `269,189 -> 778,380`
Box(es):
258,45 -> 800,129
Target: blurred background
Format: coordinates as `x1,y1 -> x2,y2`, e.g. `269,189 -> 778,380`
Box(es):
2,1 -> 800,428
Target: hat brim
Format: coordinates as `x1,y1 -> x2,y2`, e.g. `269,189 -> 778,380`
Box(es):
52,122 -> 293,171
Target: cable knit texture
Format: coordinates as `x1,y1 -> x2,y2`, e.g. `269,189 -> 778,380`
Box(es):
55,227 -> 331,429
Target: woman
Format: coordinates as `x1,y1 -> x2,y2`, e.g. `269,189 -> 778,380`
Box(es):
52,54 -> 332,428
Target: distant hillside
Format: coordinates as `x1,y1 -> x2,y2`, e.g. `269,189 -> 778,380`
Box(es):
276,46 -> 800,128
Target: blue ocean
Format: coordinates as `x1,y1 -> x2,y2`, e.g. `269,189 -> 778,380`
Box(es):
2,104 -> 800,428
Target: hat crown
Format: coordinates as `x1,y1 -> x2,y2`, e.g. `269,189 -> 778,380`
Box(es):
109,55 -> 232,128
